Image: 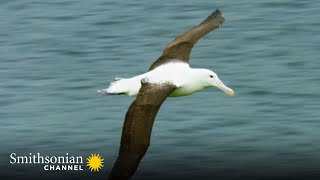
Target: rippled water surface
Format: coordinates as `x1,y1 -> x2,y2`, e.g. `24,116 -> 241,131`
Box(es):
1,0 -> 320,179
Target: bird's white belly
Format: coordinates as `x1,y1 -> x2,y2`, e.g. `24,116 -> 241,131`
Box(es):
169,85 -> 204,97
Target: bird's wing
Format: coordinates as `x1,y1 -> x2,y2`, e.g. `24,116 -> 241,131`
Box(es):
149,9 -> 225,70
108,82 -> 176,179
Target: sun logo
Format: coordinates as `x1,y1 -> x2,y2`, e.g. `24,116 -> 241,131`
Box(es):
86,154 -> 104,172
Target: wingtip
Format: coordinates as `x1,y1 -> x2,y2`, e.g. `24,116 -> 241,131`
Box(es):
212,9 -> 224,18
208,9 -> 225,26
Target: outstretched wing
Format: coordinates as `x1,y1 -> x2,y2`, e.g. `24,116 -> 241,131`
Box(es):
149,9 -> 225,70
108,82 -> 176,180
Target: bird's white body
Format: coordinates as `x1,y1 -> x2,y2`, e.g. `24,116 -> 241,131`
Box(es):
104,62 -> 207,97
99,61 -> 234,97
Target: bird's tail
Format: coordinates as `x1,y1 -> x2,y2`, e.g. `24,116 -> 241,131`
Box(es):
97,78 -> 128,95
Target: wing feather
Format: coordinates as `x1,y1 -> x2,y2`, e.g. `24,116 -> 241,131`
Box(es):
149,9 -> 225,70
108,82 -> 176,180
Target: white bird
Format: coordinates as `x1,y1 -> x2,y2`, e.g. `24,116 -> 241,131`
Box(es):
99,9 -> 234,180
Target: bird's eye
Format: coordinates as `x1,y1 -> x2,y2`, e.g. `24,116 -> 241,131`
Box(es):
210,75 -> 213,78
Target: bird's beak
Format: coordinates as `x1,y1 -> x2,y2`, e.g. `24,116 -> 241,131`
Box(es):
215,79 -> 235,96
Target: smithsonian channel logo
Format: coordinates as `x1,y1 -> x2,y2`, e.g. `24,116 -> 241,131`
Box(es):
10,153 -> 104,172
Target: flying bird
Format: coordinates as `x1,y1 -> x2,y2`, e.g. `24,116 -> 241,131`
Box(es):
98,9 -> 234,180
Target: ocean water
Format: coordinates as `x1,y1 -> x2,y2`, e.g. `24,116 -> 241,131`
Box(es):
1,0 -> 320,179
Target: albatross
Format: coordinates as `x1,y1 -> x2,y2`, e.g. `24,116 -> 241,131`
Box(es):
97,9 -> 234,180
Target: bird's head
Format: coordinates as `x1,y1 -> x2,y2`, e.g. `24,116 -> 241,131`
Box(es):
199,69 -> 235,96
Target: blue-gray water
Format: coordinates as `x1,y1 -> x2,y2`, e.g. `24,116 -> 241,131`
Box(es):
1,0 -> 320,179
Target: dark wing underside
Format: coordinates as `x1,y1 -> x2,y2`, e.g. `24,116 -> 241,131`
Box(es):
108,82 -> 176,180
149,9 -> 225,70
